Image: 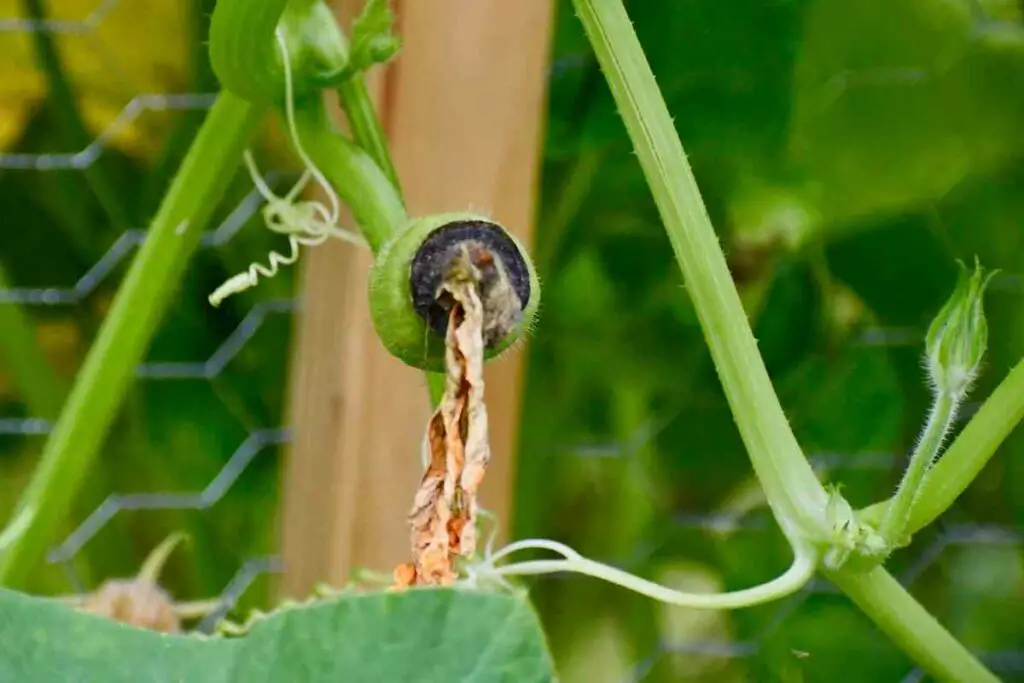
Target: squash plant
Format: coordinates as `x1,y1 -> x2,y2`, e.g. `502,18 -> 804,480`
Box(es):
0,0 -> 1022,681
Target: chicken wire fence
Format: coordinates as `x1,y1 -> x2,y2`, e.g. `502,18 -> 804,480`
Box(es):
0,2 -> 1022,682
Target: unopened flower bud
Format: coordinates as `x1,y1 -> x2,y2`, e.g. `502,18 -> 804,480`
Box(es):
925,259 -> 997,397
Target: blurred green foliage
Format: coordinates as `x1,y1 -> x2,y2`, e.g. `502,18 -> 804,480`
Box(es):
0,0 -> 294,610
515,0 -> 1024,681
0,0 -> 1022,681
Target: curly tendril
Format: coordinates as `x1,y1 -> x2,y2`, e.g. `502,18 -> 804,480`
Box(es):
209,29 -> 367,308
205,0 -> 542,377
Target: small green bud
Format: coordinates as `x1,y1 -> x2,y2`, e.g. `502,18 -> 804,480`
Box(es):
366,36 -> 400,64
924,258 -> 997,397
822,484 -> 887,570
346,0 -> 401,75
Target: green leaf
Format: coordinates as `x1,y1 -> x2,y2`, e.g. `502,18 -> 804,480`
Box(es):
0,586 -> 557,683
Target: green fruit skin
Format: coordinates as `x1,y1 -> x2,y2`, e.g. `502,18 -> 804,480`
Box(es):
368,212 -> 541,372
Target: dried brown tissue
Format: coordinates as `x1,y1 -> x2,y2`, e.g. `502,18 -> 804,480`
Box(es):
393,245 -> 499,588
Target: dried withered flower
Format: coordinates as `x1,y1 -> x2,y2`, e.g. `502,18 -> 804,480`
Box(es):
396,243 -> 497,588
63,532 -> 222,633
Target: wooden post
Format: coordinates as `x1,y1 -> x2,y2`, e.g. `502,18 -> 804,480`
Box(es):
279,0 -> 554,597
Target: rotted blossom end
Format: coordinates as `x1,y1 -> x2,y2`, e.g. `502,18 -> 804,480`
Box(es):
368,213 -> 541,372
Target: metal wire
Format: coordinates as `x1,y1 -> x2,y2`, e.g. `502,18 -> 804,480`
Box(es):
0,0 -> 293,631
563,385 -> 1024,681
1,2 -> 1022,681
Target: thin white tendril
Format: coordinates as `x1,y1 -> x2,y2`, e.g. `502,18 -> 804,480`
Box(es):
475,507 -> 502,560
462,537 -> 817,610
208,28 -> 366,307
273,27 -> 340,225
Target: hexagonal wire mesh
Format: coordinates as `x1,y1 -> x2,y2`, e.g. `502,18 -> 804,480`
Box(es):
0,2 -> 1021,681
0,0 -> 294,633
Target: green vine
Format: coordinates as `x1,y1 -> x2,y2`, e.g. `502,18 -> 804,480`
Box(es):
2,1 -> 1021,682
0,266 -> 66,421
0,93 -> 265,588
861,356 -> 1024,534
545,0 -> 1013,681
205,0 -> 535,397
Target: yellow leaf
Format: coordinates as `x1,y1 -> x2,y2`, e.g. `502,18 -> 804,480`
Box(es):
0,0 -> 191,160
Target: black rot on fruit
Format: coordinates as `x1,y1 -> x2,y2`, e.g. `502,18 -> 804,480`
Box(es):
409,220 -> 532,347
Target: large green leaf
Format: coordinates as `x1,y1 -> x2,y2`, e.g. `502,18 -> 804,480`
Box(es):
0,587 -> 557,683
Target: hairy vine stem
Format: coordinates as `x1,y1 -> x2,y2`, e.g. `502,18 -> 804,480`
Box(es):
860,356 -> 1024,535
2,2 -> 1017,681
570,0 -> 827,544
877,390 -> 960,550
570,0 -> 1000,680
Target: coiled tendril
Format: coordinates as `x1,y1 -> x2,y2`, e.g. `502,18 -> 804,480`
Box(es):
209,28 -> 366,308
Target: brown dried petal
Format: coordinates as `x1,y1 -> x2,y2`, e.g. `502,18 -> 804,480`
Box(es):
79,579 -> 181,633
394,244 -> 500,588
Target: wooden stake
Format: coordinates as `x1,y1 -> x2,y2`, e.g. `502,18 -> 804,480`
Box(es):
279,0 -> 554,597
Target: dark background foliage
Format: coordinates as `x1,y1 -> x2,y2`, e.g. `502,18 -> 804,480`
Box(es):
0,0 -> 1021,681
